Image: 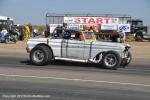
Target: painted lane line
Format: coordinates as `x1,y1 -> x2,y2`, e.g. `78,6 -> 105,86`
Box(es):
0,73 -> 150,87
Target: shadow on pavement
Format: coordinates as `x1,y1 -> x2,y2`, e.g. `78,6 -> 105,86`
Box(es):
20,60 -> 105,69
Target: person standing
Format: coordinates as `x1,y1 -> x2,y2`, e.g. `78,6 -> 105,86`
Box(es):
6,17 -> 12,32
29,24 -> 33,38
24,24 -> 30,42
1,28 -> 8,36
0,28 -> 8,42
19,25 -> 24,40
44,24 -> 50,38
119,29 -> 126,43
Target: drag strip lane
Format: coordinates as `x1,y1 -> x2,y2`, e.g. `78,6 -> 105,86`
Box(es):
0,73 -> 150,87
0,53 -> 150,100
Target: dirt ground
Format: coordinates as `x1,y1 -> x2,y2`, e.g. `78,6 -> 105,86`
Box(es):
0,41 -> 150,59
0,41 -> 26,54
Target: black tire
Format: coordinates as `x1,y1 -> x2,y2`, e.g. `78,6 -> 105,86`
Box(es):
123,51 -> 132,67
5,38 -> 9,44
102,51 -> 121,70
13,39 -> 17,44
30,45 -> 52,66
5,35 -> 9,43
135,32 -> 143,41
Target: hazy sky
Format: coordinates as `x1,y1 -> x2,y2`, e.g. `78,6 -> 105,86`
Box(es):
0,0 -> 150,25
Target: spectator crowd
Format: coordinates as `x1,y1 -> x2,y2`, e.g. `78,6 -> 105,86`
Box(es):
0,21 -> 38,43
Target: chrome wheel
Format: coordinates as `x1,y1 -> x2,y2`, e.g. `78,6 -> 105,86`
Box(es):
33,50 -> 44,63
104,54 -> 117,68
30,45 -> 52,66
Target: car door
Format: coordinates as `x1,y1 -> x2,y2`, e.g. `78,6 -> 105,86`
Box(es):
83,41 -> 92,59
61,39 -> 68,57
67,40 -> 84,59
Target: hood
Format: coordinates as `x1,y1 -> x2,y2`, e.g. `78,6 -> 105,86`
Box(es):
92,41 -> 128,50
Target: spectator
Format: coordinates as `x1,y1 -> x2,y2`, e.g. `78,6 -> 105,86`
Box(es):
24,24 -> 30,42
29,24 -> 34,38
1,28 -> 8,36
33,29 -> 38,37
0,28 -> 8,42
18,25 -> 24,40
119,29 -> 126,43
62,23 -> 67,30
0,25 -> 2,32
6,17 -> 12,32
44,24 -> 50,37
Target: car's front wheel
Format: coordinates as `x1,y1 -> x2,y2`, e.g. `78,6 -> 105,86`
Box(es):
122,51 -> 132,67
102,51 -> 121,70
30,45 -> 52,66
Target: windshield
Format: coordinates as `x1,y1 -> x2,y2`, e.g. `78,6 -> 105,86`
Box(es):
132,21 -> 143,26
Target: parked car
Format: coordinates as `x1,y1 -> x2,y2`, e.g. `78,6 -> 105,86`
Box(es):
26,30 -> 132,70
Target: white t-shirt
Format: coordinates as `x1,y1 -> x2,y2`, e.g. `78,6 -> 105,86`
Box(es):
1,29 -> 8,35
119,31 -> 126,40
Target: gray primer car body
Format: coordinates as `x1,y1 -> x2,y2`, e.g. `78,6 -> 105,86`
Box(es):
26,31 -> 131,69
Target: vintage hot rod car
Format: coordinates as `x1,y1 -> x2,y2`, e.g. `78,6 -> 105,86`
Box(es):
26,30 -> 131,70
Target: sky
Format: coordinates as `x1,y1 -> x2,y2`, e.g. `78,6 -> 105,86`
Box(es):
0,0 -> 150,25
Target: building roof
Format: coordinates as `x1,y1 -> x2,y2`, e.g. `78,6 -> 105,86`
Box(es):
0,16 -> 13,20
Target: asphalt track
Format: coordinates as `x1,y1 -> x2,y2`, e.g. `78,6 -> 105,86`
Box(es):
0,53 -> 150,100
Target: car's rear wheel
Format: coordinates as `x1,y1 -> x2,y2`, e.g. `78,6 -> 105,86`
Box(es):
102,51 -> 121,70
30,45 -> 52,65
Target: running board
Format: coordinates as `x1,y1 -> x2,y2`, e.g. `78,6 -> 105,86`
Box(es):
55,57 -> 88,63
54,57 -> 99,63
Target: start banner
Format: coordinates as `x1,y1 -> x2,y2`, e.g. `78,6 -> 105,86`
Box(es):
64,17 -> 119,24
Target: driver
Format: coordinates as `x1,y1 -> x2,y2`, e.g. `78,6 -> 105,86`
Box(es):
54,23 -> 70,39
53,25 -> 63,38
